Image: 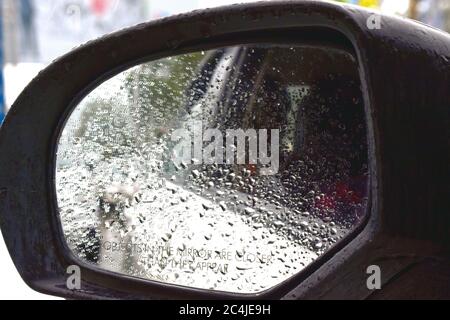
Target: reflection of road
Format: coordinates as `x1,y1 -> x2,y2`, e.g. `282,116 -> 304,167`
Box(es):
57,150 -> 348,293
93,164 -> 352,293
97,179 -> 319,293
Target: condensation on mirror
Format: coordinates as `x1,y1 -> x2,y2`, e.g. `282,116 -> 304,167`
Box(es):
56,44 -> 369,294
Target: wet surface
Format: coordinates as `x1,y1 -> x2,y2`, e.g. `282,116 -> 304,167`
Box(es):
56,45 -> 369,293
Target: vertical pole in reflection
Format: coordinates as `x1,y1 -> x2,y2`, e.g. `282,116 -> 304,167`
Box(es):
0,3 -> 5,125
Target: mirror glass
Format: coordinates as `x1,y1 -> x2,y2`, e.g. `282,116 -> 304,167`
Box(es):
56,43 -> 369,294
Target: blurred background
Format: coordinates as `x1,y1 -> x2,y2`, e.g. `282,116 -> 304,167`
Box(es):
0,0 -> 449,123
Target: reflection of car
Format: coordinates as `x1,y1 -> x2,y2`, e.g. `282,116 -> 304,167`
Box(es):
177,44 -> 368,227
0,1 -> 449,300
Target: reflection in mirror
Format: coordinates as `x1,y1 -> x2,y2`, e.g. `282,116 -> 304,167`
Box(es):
56,44 -> 369,294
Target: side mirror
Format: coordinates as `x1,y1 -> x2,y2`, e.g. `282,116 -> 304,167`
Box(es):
0,1 -> 449,300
